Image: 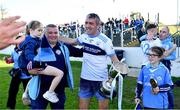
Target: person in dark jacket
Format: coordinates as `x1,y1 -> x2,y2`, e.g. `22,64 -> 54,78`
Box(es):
19,21 -> 65,105
28,24 -> 83,109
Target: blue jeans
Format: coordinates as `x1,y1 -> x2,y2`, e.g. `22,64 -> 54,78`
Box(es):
31,93 -> 66,109
168,89 -> 174,109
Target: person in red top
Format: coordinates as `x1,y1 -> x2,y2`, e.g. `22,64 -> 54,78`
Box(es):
123,17 -> 129,29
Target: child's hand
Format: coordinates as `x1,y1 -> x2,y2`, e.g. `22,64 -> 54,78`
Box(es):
134,98 -> 141,104
27,61 -> 33,70
152,87 -> 159,94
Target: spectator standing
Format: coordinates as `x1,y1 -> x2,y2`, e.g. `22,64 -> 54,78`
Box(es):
4,44 -> 31,109
123,17 -> 129,29
159,26 -> 176,109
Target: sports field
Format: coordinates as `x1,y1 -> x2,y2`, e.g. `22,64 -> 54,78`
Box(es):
0,54 -> 180,109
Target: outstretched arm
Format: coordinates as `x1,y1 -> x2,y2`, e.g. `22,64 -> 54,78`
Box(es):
0,16 -> 26,49
59,36 -> 78,45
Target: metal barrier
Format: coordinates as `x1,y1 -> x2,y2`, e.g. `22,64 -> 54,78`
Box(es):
103,24 -> 136,47
120,26 -> 136,47
172,30 -> 180,57
59,23 -> 137,47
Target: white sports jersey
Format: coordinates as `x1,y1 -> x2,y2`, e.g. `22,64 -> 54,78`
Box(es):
141,37 -> 162,65
77,33 -> 116,81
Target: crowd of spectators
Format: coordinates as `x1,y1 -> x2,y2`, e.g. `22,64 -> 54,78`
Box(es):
57,16 -> 150,42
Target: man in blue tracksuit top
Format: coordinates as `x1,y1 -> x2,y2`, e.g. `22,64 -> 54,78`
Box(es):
159,26 -> 176,109
159,26 -> 176,71
28,24 -> 83,109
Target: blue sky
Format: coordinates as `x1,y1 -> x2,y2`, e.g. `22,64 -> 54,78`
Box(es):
1,0 -> 179,25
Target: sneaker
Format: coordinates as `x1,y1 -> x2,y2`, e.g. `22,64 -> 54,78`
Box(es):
43,91 -> 59,103
22,92 -> 31,105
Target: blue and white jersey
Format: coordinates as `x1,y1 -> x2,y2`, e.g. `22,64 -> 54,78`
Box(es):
138,63 -> 173,108
11,50 -> 20,69
140,37 -> 162,65
76,33 -> 116,81
11,49 -> 32,79
161,37 -> 176,61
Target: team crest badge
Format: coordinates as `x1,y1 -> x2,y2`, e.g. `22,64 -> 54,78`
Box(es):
56,49 -> 61,55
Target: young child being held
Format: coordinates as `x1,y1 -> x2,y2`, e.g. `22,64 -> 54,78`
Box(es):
135,46 -> 173,109
20,20 -> 63,104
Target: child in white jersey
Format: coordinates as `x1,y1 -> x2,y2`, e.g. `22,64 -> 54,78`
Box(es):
140,24 -> 162,67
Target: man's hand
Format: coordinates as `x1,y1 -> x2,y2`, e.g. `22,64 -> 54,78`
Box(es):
28,68 -> 43,74
27,61 -> 44,74
0,16 -> 26,49
164,44 -> 177,57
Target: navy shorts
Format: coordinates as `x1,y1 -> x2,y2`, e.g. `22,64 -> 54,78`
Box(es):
78,78 -> 107,100
32,61 -> 47,69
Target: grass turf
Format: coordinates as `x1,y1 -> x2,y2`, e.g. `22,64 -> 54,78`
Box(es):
0,56 -> 180,109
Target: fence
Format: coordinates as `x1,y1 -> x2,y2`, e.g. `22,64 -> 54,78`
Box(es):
172,30 -> 180,57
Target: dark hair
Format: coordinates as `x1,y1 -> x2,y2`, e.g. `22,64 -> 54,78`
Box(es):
44,24 -> 57,32
146,23 -> 157,31
86,13 -> 101,25
26,20 -> 42,35
150,46 -> 165,57
45,24 -> 57,28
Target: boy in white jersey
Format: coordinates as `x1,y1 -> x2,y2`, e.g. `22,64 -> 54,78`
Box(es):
140,24 -> 162,67
59,13 -> 120,109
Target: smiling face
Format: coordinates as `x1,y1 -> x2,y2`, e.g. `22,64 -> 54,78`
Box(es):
45,25 -> 59,45
147,51 -> 161,64
85,18 -> 99,35
84,13 -> 101,36
147,46 -> 164,66
159,27 -> 169,40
